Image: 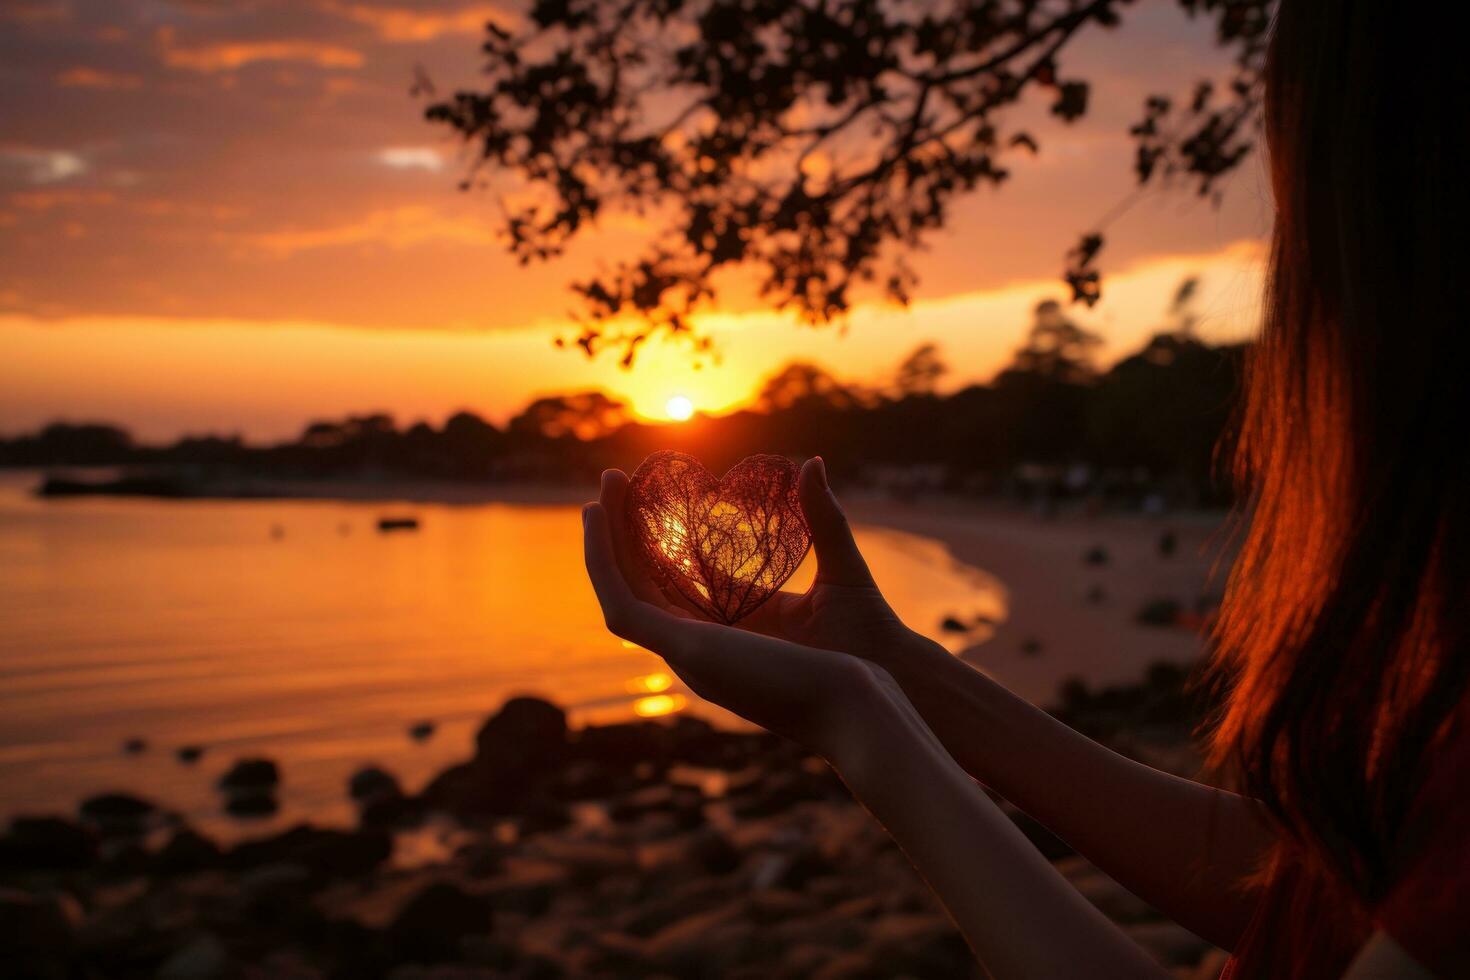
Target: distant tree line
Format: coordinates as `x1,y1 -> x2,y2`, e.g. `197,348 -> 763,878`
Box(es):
0,284 -> 1245,506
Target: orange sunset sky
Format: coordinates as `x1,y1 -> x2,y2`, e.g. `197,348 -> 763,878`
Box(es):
1,0 -> 1272,442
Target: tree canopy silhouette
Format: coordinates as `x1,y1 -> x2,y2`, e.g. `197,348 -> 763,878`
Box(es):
998,298 -> 1104,384
4,281 -> 1244,504
427,0 -> 1272,363
509,391 -> 631,440
755,361 -> 869,412
894,342 -> 949,396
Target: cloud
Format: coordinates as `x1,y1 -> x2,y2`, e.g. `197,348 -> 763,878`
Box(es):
132,199 -> 244,221
4,189 -> 243,223
8,189 -> 115,210
237,205 -> 496,255
323,75 -> 369,96
0,1 -> 68,24
375,147 -> 444,172
326,2 -> 510,42
56,67 -> 144,90
158,27 -> 364,72
0,149 -> 89,183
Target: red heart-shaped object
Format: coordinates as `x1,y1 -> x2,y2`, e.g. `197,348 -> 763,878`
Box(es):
626,451 -> 812,624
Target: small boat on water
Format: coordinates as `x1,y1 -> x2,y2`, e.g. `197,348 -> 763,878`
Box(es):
376,516 -> 420,532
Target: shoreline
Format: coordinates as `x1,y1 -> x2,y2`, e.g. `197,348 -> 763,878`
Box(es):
849,498 -> 1229,709
175,474 -> 1233,711
16,468 -> 1230,710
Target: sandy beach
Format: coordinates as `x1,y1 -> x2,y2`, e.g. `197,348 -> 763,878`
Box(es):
850,497 -> 1230,708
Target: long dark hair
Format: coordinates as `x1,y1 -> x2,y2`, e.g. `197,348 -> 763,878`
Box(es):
1210,0 -> 1470,921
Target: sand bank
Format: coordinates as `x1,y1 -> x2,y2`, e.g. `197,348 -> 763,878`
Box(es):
851,497 -> 1233,708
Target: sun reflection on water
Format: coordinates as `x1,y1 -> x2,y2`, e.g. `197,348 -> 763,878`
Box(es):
0,474 -> 1007,835
625,672 -> 674,694
632,693 -> 688,717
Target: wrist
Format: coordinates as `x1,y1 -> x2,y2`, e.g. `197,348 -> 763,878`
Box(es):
820,661 -> 918,779
870,625 -> 947,677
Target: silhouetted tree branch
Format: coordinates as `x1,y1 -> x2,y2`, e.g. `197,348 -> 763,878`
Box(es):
422,0 -> 1273,363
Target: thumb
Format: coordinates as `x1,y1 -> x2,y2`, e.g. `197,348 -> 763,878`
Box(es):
799,457 -> 873,586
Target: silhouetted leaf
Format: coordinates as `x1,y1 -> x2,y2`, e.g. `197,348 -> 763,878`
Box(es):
426,0 -> 1275,362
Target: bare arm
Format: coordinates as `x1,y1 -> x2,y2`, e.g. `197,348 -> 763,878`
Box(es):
838,668 -> 1177,980
590,466 -> 1273,962
874,635 -> 1275,950
741,459 -> 1278,950
584,494 -> 1174,978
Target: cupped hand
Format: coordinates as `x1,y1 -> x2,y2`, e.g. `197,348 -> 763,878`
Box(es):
729,457 -> 934,666
592,461 -> 933,665
582,483 -> 883,761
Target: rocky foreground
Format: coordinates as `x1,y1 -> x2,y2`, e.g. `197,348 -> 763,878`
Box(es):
1,667 -> 1226,979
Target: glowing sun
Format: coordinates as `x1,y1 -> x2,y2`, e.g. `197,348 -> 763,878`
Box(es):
664,395 -> 695,421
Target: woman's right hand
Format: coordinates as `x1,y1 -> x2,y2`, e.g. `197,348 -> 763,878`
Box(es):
596,459 -> 936,671
582,481 -> 900,764
734,456 -> 944,668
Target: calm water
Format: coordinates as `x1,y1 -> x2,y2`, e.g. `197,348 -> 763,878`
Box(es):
0,471 -> 1003,838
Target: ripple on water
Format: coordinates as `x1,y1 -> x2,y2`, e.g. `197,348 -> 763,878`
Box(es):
0,479 -> 1004,838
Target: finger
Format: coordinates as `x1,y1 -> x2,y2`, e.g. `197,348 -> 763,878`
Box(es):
799,456 -> 873,586
598,469 -> 635,562
729,589 -> 797,637
583,502 -> 666,645
603,468 -> 710,620
599,470 -> 667,606
598,468 -> 631,543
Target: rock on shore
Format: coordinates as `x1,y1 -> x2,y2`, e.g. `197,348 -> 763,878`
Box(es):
0,688 -> 1218,979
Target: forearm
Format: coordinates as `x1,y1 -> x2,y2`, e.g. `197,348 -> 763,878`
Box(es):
876,636 -> 1273,949
834,673 -> 1173,980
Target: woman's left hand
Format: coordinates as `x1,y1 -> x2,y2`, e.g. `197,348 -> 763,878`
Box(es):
581,472 -> 885,763
586,477 -> 1184,980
